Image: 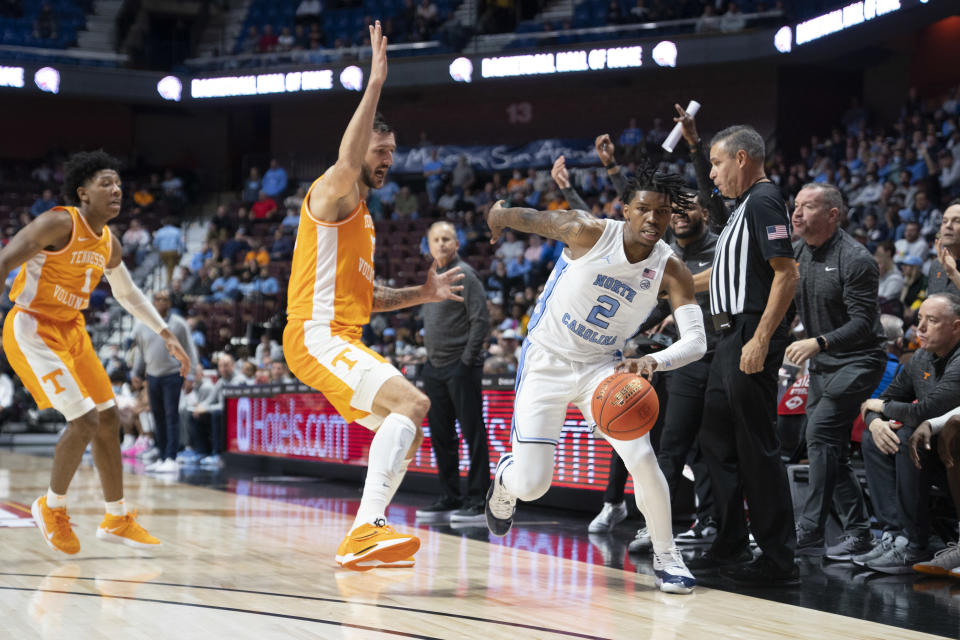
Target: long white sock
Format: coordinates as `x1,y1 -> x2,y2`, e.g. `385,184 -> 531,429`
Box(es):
46,489 -> 67,509
105,499 -> 126,516
608,434 -> 674,553
384,458 -> 411,505
352,414 -> 417,531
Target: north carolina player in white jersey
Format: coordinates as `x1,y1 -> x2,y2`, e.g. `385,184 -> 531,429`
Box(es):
485,168 -> 707,594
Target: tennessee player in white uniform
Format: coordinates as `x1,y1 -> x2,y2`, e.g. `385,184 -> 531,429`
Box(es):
485,169 -> 707,594
281,21 -> 462,571
0,150 -> 190,555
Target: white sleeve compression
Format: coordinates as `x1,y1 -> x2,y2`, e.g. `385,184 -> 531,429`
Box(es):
103,263 -> 168,334
650,304 -> 707,372
928,406 -> 960,435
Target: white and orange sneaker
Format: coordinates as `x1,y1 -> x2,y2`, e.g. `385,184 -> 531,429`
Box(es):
352,556 -> 415,570
335,519 -> 420,571
32,496 -> 80,555
96,510 -> 161,549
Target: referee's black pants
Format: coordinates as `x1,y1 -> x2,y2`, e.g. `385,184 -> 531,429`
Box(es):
422,361 -> 491,505
699,314 -> 796,571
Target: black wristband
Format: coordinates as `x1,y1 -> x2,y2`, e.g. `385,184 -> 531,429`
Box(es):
816,335 -> 827,352
603,162 -> 617,170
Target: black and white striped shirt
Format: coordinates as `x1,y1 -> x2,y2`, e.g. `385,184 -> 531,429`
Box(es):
709,181 -> 793,316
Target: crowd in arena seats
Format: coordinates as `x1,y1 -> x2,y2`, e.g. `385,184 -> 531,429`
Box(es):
232,0 -> 460,62
220,0 -> 807,66
0,0 -> 87,50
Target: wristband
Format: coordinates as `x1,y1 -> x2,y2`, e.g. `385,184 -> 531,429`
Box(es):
816,336 -> 827,352
603,162 -> 617,170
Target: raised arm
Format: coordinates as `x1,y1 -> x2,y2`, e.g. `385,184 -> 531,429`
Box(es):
486,200 -> 605,257
308,21 -> 388,220
673,103 -> 729,229
551,155 -> 590,212
595,134 -> 628,199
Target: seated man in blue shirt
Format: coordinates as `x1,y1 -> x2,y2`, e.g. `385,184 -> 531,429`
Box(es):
30,188 -> 58,217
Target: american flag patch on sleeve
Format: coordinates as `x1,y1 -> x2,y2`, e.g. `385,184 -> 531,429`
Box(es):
642,268 -> 657,278
766,225 -> 788,240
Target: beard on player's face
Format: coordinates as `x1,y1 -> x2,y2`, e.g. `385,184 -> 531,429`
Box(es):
671,212 -> 703,239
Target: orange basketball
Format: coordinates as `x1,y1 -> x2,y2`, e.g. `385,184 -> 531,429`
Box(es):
591,372 -> 659,440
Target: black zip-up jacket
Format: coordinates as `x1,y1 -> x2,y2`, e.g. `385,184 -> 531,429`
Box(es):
793,228 -> 886,370
864,342 -> 960,429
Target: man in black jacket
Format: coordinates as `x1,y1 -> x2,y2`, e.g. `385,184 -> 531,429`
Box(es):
416,221 -> 491,523
786,183 -> 886,560
858,293 -> 960,574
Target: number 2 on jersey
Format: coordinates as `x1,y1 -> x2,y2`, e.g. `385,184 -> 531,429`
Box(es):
586,295 -> 620,329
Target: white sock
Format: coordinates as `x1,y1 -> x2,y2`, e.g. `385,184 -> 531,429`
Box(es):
352,414 -> 417,532
609,434 -> 675,554
46,489 -> 67,509
121,434 -> 135,449
384,458 -> 411,505
105,499 -> 126,516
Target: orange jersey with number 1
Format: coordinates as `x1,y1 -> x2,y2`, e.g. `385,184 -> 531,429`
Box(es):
286,176 -> 376,340
8,206 -> 112,323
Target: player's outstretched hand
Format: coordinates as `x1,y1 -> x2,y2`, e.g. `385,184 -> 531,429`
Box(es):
423,260 -> 464,303
164,334 -> 191,377
551,156 -> 571,189
595,134 -> 616,167
368,20 -> 388,87
616,355 -> 658,378
488,199 -> 508,244
673,103 -> 699,146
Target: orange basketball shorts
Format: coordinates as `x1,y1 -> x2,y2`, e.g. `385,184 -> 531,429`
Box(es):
283,320 -> 402,429
2,307 -> 115,421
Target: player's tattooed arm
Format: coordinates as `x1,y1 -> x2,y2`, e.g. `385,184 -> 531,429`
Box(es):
372,261 -> 464,311
487,200 -> 604,251
372,283 -> 422,311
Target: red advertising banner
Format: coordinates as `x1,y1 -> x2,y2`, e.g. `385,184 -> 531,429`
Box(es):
225,385 -> 633,493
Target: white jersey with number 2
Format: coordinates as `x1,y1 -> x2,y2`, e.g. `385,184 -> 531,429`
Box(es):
525,220 -> 672,364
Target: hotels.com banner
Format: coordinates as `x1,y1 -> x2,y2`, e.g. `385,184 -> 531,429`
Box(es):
225,384 -> 634,493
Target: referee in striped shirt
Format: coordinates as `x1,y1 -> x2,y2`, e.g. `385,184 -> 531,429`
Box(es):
689,125 -> 801,587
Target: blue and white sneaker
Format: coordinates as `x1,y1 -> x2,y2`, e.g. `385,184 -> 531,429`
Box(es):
176,448 -> 203,465
485,454 -> 517,537
653,546 -> 696,594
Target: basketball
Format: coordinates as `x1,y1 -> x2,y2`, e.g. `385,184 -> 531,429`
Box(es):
591,373 -> 659,440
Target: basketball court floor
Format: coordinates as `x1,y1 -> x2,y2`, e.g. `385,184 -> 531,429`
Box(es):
1,449 -> 958,639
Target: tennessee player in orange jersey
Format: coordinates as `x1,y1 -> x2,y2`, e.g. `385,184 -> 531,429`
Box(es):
283,21 -> 463,571
0,150 -> 190,555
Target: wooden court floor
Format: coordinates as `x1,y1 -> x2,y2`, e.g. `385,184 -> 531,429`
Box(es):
0,450 -> 949,640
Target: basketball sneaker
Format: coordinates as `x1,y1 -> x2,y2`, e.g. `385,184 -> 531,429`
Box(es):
675,518 -> 718,545
628,526 -> 652,553
485,454 -> 517,537
852,530 -> 896,567
96,510 -> 162,549
335,519 -> 420,571
652,546 -> 696,594
352,556 -> 415,570
824,529 -> 874,562
588,501 -> 627,533
914,543 -> 960,576
32,496 -> 80,555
